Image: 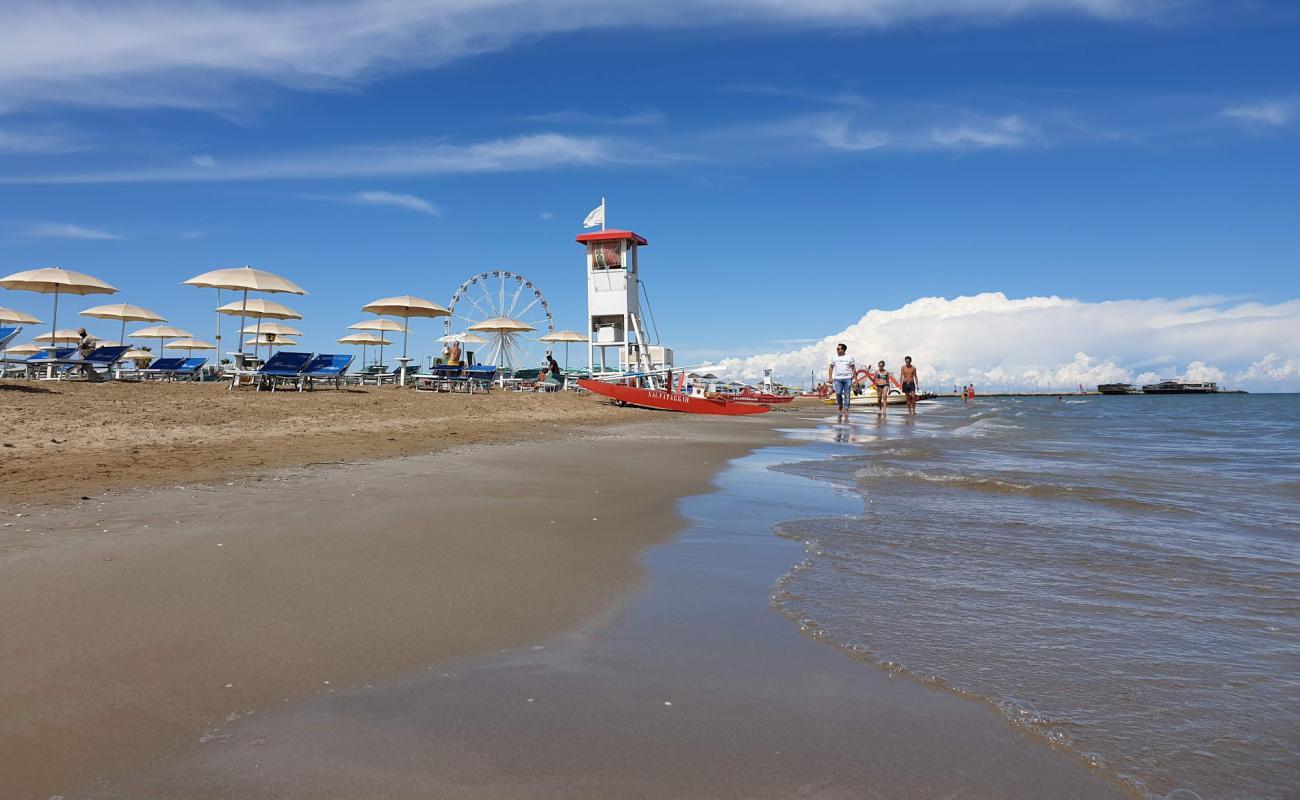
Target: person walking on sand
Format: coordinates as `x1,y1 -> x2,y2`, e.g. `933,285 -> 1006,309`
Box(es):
871,360 -> 893,414
899,356 -> 920,414
827,343 -> 855,423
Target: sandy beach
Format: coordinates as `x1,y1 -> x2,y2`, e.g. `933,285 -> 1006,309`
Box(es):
1,388 -> 1132,799
0,382 -> 656,507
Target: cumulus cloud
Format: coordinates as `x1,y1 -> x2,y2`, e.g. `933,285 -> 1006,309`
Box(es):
351,190 -> 439,216
0,1 -> 1167,113
718,293 -> 1300,392
25,222 -> 122,240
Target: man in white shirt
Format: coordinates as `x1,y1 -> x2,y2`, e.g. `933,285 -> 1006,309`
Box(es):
827,342 -> 856,422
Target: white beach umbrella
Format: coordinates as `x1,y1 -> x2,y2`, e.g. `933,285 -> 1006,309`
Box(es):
182,266 -> 306,359
216,298 -> 301,320
6,343 -> 42,356
0,267 -> 117,362
338,331 -> 392,368
239,321 -> 303,337
131,324 -> 193,358
349,319 -> 405,368
539,329 -> 588,371
245,336 -> 299,347
80,302 -> 166,350
361,295 -> 450,383
468,317 -> 536,379
34,328 -> 84,344
166,338 -> 217,356
438,331 -> 489,344
0,306 -> 42,325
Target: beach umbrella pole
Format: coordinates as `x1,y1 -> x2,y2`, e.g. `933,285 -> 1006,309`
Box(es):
400,319 -> 410,385
46,285 -> 60,377
215,288 -> 222,353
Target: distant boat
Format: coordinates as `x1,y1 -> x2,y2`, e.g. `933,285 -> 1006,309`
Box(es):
1097,383 -> 1138,395
1141,379 -> 1218,394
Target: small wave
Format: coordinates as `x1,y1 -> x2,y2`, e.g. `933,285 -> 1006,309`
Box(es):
851,463 -> 1190,514
949,417 -> 1023,438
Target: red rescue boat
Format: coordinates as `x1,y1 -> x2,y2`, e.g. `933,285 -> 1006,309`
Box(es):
578,379 -> 771,415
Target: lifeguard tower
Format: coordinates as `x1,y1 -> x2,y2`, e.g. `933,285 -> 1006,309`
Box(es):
577,227 -> 670,386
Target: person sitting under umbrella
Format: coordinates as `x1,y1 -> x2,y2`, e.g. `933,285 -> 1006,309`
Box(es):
76,327 -> 104,381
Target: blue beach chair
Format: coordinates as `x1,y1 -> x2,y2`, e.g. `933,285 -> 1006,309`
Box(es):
140,357 -> 185,380
251,351 -> 314,392
29,345 -> 128,380
464,365 -> 497,393
298,354 -> 353,391
173,357 -> 207,381
0,326 -> 19,351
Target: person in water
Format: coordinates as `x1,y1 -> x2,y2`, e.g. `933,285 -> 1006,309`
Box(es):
872,360 -> 892,413
827,343 -> 855,422
899,356 -> 919,414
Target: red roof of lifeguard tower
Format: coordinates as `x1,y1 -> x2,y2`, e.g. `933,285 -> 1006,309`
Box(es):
575,229 -> 648,246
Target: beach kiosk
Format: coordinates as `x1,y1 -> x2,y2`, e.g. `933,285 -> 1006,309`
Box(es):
578,228 -> 670,384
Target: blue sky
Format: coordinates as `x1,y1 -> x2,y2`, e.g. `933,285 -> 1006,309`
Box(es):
1,0 -> 1298,378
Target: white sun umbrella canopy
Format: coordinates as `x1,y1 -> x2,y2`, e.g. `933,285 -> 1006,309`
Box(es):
349,318 -> 405,367
6,343 -> 43,355
338,331 -> 392,368
80,302 -> 166,349
131,324 -> 193,358
361,295 -> 450,382
539,329 -> 588,371
245,336 -> 298,347
240,321 -> 303,337
468,317 -> 536,379
438,331 -> 488,344
0,267 -> 117,359
0,306 -> 42,325
34,329 -> 83,344
166,338 -> 217,356
182,266 -> 306,359
216,297 -> 301,320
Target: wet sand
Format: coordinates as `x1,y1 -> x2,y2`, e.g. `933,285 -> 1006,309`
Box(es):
2,403 -> 1130,799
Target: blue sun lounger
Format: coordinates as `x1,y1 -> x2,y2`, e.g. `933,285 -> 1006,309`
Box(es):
0,326 -> 18,351
250,350 -> 315,391
139,356 -> 185,379
29,345 -> 130,380
296,354 -> 353,391
464,365 -> 497,393
174,357 -> 208,381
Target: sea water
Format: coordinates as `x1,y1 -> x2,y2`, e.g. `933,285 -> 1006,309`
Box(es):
774,395 -> 1299,800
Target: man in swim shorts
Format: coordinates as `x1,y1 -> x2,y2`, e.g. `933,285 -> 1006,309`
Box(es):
872,360 -> 892,414
827,343 -> 855,422
899,355 -> 920,414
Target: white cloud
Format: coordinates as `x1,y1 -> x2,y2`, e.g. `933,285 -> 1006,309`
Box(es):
0,1 -> 1168,113
26,222 -> 122,240
1220,101 -> 1295,127
718,293 -> 1300,392
191,154 -> 216,167
525,110 -> 666,126
351,190 -> 438,216
1236,353 -> 1300,383
0,126 -> 87,153
0,133 -> 649,184
928,114 -> 1037,149
539,211 -> 555,220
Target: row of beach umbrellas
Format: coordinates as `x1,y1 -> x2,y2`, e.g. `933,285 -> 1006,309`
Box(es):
3,265 -> 591,376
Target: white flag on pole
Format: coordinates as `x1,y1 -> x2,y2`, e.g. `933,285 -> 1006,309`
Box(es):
582,201 -> 605,229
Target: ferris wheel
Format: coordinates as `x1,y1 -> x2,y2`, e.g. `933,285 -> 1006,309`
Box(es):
445,270 -> 555,374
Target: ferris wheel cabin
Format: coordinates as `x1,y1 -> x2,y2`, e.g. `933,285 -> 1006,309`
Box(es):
578,228 -> 670,382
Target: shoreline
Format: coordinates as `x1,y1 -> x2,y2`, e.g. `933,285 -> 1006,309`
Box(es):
44,409 -> 1130,800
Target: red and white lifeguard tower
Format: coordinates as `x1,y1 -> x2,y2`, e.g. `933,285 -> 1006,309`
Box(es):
577,227 -> 670,385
